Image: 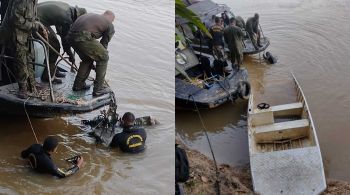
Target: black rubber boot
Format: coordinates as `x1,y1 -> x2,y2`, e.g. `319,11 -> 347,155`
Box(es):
72,61 -> 92,91
17,82 -> 28,99
93,86 -> 111,97
73,82 -> 92,91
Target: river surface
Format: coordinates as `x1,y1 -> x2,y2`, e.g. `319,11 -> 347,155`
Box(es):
176,0 -> 350,181
0,0 -> 174,194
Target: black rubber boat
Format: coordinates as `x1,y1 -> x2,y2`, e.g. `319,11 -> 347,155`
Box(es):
179,0 -> 270,55
175,29 -> 250,109
0,40 -> 114,118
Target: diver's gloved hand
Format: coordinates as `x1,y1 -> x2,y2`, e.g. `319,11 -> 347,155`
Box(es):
66,155 -> 81,164
76,156 -> 84,168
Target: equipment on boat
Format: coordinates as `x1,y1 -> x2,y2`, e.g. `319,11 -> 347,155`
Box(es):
247,73 -> 326,194
0,37 -> 115,117
175,28 -> 251,109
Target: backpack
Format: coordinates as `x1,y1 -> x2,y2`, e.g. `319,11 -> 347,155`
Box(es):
175,144 -> 189,183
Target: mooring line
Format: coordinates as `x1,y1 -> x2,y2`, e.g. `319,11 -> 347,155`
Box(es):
24,97 -> 39,143
189,95 -> 221,195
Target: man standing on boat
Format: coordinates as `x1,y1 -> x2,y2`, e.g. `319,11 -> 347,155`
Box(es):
68,10 -> 115,96
109,112 -> 147,153
21,136 -> 84,178
235,16 -> 245,30
1,0 -> 47,99
246,13 -> 262,50
224,18 -> 244,67
37,1 -> 87,84
209,17 -> 225,61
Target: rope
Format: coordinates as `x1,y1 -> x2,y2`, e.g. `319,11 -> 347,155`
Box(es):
189,95 -> 221,195
24,97 -> 39,144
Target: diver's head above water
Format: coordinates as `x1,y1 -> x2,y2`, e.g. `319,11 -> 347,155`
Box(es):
43,136 -> 59,153
122,112 -> 136,128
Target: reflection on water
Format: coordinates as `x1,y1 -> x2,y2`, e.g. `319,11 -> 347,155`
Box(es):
177,0 -> 350,181
0,0 -> 174,194
176,100 -> 249,166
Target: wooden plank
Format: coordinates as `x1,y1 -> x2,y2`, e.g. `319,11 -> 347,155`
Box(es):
253,119 -> 309,143
250,109 -> 274,127
271,102 -> 303,117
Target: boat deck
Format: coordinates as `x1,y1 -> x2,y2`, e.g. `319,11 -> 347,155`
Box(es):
251,147 -> 326,195
0,65 -> 113,117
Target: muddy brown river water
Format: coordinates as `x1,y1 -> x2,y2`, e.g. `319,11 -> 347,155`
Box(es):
176,0 -> 350,182
0,0 -> 174,194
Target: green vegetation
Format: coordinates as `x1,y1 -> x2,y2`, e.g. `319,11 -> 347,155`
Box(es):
175,0 -> 211,38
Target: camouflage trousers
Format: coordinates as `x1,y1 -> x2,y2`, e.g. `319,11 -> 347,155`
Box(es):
41,26 -> 60,81
229,47 -> 243,65
68,31 -> 109,90
247,29 -> 261,50
11,29 -> 36,91
212,45 -> 226,61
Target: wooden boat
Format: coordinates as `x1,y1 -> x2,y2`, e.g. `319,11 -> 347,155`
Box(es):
179,0 -> 270,55
0,40 -> 115,118
247,73 -> 326,194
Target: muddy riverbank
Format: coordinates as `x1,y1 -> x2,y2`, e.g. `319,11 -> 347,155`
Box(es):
179,143 -> 350,195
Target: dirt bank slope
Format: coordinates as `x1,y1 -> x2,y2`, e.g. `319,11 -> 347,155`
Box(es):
180,144 -> 350,195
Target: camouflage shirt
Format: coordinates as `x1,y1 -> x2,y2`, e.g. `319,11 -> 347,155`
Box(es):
70,13 -> 115,49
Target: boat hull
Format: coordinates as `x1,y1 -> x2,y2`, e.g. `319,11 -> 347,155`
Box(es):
191,37 -> 270,55
247,73 -> 326,194
176,68 -> 249,109
0,64 -> 113,118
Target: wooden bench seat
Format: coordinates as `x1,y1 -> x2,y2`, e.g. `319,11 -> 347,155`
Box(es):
271,102 -> 303,117
253,119 -> 309,143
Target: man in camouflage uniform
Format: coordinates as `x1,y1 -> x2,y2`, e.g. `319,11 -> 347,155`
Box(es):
37,1 -> 87,83
224,18 -> 244,68
235,16 -> 245,30
209,17 -> 225,61
68,10 -> 115,96
1,0 -> 47,99
246,13 -> 262,50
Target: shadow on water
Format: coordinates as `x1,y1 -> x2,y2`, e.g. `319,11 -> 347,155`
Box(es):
176,100 -> 250,167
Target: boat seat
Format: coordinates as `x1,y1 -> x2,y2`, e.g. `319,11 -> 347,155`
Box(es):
253,119 -> 309,143
250,108 -> 274,127
271,102 -> 303,117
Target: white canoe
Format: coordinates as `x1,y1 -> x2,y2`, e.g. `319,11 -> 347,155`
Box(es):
247,73 -> 326,195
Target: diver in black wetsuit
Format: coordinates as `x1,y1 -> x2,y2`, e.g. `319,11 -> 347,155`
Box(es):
109,112 -> 147,154
21,136 -> 84,178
